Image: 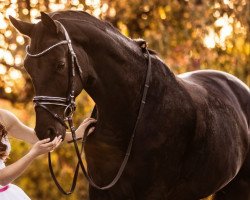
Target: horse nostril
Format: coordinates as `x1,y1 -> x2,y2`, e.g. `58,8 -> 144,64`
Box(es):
47,128 -> 56,139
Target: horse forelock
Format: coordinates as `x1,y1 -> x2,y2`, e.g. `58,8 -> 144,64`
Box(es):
28,22 -> 43,52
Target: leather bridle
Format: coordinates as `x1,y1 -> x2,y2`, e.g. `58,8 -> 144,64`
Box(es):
26,20 -> 152,194
27,21 -> 81,129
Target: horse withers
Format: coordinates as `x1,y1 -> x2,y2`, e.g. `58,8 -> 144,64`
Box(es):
10,11 -> 250,200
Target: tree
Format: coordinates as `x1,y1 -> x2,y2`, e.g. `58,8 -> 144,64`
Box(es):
0,0 -> 249,104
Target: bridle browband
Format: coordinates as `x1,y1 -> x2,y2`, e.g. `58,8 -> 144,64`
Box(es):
26,20 -> 151,194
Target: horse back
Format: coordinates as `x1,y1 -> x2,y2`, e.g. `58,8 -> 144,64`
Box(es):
178,70 -> 249,127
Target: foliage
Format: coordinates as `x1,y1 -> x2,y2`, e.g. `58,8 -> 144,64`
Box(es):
0,0 -> 249,199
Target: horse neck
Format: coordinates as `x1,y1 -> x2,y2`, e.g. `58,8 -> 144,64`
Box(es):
66,20 -> 147,141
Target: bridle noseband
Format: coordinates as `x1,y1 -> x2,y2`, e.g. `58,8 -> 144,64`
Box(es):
26,20 -> 151,194
33,96 -> 70,128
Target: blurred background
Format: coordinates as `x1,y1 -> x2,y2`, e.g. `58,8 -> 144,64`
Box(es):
0,0 -> 249,199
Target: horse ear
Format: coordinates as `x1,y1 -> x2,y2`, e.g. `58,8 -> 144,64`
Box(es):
40,12 -> 60,34
9,16 -> 34,37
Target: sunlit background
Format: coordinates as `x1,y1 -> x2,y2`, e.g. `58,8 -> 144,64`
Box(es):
0,0 -> 249,199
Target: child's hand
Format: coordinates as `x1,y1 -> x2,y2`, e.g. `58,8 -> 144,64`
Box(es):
29,136 -> 62,157
76,118 -> 97,139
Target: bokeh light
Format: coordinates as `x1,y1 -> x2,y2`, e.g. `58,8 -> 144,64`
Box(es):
4,86 -> 12,93
4,50 -> 14,65
0,64 -> 7,74
9,68 -> 22,79
16,35 -> 25,45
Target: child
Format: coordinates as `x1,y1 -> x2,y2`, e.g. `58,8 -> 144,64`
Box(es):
0,109 -> 96,199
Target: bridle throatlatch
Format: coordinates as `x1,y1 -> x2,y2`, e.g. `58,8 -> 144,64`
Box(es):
26,20 -> 151,194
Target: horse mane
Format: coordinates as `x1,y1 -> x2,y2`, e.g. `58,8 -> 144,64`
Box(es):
47,10 -> 158,56
50,11 -> 107,30
41,11 -> 168,78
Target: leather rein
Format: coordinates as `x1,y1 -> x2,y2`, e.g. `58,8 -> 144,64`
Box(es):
26,20 -> 152,194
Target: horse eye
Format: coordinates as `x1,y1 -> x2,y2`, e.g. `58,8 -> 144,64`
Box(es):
57,62 -> 65,71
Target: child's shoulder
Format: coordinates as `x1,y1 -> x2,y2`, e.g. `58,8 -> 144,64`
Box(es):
0,109 -> 18,130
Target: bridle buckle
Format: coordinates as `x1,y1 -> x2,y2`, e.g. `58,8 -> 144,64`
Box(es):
64,103 -> 76,118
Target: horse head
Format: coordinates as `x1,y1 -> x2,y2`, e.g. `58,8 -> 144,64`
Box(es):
10,12 -> 93,140
10,11 -> 145,141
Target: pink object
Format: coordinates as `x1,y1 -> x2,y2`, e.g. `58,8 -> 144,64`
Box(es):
0,185 -> 9,192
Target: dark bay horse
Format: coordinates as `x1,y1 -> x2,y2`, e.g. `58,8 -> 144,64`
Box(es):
10,11 -> 249,200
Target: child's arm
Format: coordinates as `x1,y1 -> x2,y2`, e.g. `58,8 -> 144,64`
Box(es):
0,137 -> 61,186
0,109 -> 96,143
0,109 -> 38,144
